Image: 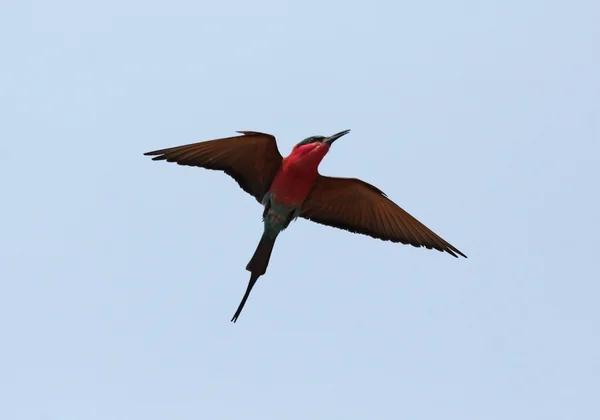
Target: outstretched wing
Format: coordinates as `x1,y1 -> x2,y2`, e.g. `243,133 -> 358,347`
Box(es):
300,176 -> 467,258
144,131 -> 283,203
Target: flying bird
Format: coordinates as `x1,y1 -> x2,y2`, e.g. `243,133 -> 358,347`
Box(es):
144,130 -> 466,322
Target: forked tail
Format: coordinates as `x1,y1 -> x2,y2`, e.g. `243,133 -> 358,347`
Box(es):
231,233 -> 277,322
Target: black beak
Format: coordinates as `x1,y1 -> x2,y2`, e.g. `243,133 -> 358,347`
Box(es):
323,129 -> 351,145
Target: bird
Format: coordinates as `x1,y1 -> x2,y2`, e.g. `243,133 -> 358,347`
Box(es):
144,130 -> 466,322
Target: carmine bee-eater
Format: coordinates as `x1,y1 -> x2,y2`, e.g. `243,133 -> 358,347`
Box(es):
144,130 -> 466,322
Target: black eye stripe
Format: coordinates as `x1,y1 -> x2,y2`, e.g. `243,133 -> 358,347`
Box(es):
296,136 -> 324,148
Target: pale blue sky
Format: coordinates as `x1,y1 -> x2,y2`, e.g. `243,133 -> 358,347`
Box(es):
1,1 -> 599,419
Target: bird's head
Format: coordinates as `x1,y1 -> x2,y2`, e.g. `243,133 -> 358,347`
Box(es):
288,129 -> 351,169
291,129 -> 351,159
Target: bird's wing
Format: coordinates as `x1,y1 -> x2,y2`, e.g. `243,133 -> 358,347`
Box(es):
300,176 -> 467,258
144,131 -> 283,203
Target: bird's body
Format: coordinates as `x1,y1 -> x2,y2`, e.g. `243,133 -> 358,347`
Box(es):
145,130 -> 466,322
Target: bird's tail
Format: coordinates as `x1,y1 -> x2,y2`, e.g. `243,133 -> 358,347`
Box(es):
231,233 -> 277,322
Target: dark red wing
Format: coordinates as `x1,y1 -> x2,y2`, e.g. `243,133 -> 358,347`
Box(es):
144,131 -> 283,203
300,176 -> 467,258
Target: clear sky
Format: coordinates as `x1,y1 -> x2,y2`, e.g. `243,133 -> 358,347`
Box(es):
1,1 -> 599,419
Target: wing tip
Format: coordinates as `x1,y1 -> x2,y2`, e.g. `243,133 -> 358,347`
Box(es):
446,246 -> 467,259
144,150 -> 165,157
144,149 -> 174,161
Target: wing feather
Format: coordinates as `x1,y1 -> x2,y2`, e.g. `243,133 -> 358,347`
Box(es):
300,176 -> 466,258
144,131 -> 283,202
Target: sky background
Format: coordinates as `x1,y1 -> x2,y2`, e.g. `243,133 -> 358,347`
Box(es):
1,1 -> 599,419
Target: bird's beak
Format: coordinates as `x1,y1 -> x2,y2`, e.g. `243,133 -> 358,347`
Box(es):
323,129 -> 351,145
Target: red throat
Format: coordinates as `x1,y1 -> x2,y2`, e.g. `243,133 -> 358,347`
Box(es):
287,142 -> 330,170
268,143 -> 330,206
